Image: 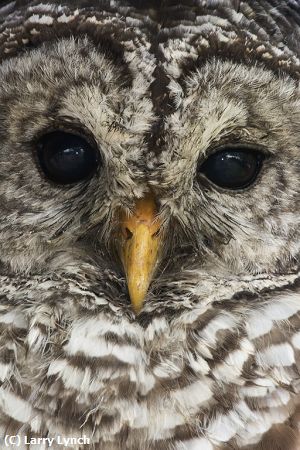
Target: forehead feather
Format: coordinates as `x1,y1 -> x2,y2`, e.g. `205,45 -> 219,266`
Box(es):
0,1 -> 299,79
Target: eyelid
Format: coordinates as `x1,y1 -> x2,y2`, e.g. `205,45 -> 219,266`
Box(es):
198,142 -> 270,167
34,120 -> 100,155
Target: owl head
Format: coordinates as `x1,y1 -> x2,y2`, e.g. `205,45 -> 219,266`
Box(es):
0,0 -> 299,321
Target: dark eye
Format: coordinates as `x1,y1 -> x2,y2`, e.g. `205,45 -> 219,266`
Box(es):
199,148 -> 264,190
36,131 -> 100,184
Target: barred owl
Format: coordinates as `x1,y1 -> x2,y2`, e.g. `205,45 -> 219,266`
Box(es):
0,1 -> 300,449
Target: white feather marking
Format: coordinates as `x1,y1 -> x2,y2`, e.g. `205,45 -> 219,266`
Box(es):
129,404 -> 149,429
154,407 -> 186,430
176,438 -> 213,450
291,332 -> 300,349
0,363 -> 11,382
30,414 -> 43,434
57,10 -> 79,23
213,339 -> 254,383
237,406 -> 290,445
270,366 -> 294,384
69,316 -> 141,341
252,377 -> 276,387
235,401 -> 258,422
246,315 -> 273,339
66,336 -> 143,365
208,402 -> 257,444
172,379 -> 213,412
145,317 -> 168,341
0,310 -> 27,329
47,358 -> 67,376
48,359 -> 103,392
186,351 -> 210,374
257,343 -> 295,367
27,327 -> 47,353
64,317 -> 143,364
263,294 -> 300,321
130,367 -> 156,395
207,411 -> 242,442
28,4 -> 56,12
264,388 -> 290,408
27,14 -> 54,25
246,294 -> 300,339
199,313 -> 238,346
0,388 -> 33,423
240,385 -> 269,397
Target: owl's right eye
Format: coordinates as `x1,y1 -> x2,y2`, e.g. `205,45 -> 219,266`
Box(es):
36,131 -> 100,184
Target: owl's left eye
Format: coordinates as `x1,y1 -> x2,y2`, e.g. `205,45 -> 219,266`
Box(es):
199,148 -> 264,190
36,131 -> 100,184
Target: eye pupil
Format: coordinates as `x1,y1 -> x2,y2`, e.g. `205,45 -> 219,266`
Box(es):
199,148 -> 264,190
37,131 -> 100,184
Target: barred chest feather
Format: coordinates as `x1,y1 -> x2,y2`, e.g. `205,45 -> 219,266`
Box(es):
0,271 -> 300,449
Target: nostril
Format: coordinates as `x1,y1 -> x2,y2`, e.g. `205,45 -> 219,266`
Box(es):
125,227 -> 133,240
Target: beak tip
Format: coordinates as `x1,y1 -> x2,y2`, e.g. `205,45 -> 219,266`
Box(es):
129,290 -> 146,315
132,305 -> 142,316
127,273 -> 151,315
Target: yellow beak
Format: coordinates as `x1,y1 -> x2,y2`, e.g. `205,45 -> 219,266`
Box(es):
119,194 -> 161,314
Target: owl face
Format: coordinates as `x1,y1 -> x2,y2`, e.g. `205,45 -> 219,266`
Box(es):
0,35 -> 299,318
1,2 -> 300,448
